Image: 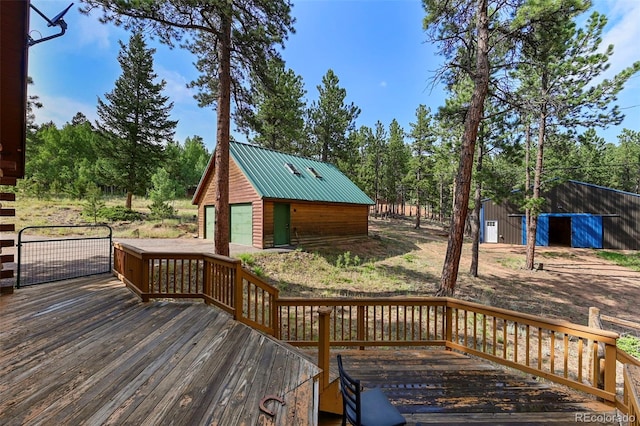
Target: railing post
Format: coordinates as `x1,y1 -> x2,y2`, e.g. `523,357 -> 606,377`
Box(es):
357,305 -> 365,350
140,255 -> 150,302
272,298 -> 280,339
318,306 -> 332,391
234,260 -> 243,321
588,307 -> 605,389
603,342 -> 617,398
445,303 -> 453,350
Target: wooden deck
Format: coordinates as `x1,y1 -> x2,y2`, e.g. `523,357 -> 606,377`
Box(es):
0,276 -> 319,425
0,275 -> 622,426
319,349 -> 617,425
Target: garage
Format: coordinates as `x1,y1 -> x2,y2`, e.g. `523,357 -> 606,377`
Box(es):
230,204 -> 253,246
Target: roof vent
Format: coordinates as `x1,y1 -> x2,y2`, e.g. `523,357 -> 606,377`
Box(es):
307,167 -> 322,179
284,162 -> 300,176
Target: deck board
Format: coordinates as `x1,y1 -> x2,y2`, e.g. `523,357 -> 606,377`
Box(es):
0,276 -> 319,426
329,349 -> 616,425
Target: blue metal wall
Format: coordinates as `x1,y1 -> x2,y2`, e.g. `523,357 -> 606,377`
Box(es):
521,213 -> 603,248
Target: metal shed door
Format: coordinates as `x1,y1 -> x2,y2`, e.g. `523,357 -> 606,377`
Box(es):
571,215 -> 603,248
230,204 -> 253,246
521,215 -> 550,246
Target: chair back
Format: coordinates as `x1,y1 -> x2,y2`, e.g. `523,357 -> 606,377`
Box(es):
337,354 -> 361,425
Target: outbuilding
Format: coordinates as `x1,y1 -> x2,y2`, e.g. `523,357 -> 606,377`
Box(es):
481,180 -> 640,250
192,141 -> 374,249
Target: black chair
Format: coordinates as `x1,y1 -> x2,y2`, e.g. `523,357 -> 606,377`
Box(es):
336,354 -> 406,426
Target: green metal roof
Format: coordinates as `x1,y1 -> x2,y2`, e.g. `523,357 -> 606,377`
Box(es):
230,142 -> 374,205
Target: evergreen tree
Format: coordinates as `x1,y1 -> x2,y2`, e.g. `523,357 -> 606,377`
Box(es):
240,58 -> 306,154
610,129 -> 640,193
83,0 -> 294,256
96,31 -> 176,209
382,119 -> 410,215
307,69 -> 360,164
148,167 -> 178,220
360,122 -> 387,215
406,105 -> 437,228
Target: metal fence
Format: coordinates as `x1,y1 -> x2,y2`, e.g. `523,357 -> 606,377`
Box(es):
17,225 -> 112,288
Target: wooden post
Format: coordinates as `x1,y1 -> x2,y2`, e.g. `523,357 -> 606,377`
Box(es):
140,255 -> 150,302
357,306 -> 365,350
603,343 -> 617,398
234,260 -> 243,321
588,307 -> 605,389
445,304 -> 453,350
318,306 -> 333,391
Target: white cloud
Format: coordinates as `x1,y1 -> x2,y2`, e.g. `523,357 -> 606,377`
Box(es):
32,93 -> 98,127
156,66 -> 196,104
74,14 -> 114,50
598,0 -> 640,81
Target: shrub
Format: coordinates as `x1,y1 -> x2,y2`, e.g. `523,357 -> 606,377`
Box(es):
97,206 -> 145,222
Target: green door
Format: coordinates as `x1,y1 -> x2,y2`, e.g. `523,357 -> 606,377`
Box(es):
230,204 -> 253,246
205,206 -> 215,240
273,203 -> 290,246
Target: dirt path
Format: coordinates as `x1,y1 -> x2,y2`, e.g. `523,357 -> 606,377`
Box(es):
438,239 -> 640,327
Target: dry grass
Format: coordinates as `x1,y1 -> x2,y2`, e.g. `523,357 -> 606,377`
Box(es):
12,195 -> 198,238
245,218 -> 640,328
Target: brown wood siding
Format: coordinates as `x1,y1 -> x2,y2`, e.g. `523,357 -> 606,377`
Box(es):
197,159 -> 261,245
263,201 -> 275,248
482,181 -> 640,249
292,202 -> 368,238
263,201 -> 368,248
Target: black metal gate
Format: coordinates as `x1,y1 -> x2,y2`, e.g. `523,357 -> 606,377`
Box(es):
17,225 -> 112,288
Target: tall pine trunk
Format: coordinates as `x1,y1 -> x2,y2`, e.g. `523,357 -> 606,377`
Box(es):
126,192 -> 133,210
469,139 -> 484,277
437,0 -> 490,297
213,11 -> 232,257
526,72 -> 548,270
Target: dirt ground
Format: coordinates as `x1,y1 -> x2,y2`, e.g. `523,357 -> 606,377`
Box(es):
370,219 -> 640,329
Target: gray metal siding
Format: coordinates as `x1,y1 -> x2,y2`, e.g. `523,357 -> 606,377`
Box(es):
481,199 -> 522,244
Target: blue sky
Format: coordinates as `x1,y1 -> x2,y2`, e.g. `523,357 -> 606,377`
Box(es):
29,0 -> 640,152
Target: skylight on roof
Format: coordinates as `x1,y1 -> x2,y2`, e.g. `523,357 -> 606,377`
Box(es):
307,167 -> 322,179
284,162 -> 300,175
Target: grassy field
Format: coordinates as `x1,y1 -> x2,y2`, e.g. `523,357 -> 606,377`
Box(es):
13,196 -> 199,238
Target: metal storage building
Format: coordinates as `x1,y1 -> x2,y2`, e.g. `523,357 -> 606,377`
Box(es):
480,180 -> 640,250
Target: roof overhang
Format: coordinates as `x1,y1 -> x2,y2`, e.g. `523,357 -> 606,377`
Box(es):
0,0 -> 30,180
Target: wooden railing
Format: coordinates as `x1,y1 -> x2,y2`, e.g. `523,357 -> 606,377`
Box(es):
623,365 -> 640,425
112,244 -> 640,415
113,242 -> 278,335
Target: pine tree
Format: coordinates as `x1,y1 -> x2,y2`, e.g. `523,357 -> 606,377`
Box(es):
307,69 -> 360,164
424,0 -> 491,296
382,119 -> 410,215
240,59 -> 306,154
82,0 -> 294,256
406,105 -> 437,229
96,31 -> 176,209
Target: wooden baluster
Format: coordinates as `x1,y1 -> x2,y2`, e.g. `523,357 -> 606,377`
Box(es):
318,306 -> 333,391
